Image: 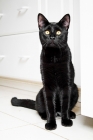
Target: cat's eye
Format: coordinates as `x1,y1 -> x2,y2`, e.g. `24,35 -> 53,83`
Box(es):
56,31 -> 61,35
45,30 -> 50,35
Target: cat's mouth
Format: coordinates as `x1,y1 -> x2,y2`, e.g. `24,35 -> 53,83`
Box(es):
49,41 -> 56,47
49,43 -> 55,47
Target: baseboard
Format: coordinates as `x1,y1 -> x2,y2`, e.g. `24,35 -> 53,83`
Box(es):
0,77 -> 43,93
0,76 -> 81,106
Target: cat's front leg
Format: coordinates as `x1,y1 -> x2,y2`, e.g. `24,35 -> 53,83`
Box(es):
43,88 -> 57,130
60,86 -> 73,127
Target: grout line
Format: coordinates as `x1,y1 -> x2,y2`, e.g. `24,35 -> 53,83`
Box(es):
0,124 -> 30,132
0,110 -> 30,124
0,110 -> 47,125
0,121 -> 68,140
30,123 -> 69,140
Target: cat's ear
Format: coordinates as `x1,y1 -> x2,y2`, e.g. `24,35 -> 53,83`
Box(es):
38,13 -> 49,29
58,14 -> 70,30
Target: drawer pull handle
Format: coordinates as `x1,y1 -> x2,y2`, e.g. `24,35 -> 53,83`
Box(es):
18,6 -> 29,12
0,55 -> 5,59
0,13 -> 4,17
19,56 -> 30,59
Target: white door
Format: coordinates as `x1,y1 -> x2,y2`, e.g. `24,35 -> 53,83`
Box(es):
81,0 -> 93,118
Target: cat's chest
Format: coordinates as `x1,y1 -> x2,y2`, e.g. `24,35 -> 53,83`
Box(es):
42,55 -> 62,63
49,56 -> 61,63
42,48 -> 62,63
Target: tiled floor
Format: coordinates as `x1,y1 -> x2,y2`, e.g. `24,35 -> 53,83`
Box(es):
0,85 -> 93,140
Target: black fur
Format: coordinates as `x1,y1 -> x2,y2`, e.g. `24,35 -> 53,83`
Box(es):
11,13 -> 78,130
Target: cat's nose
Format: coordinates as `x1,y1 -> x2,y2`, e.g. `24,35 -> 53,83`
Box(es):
50,36 -> 55,40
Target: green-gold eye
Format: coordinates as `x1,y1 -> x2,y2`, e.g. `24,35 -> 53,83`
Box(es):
56,31 -> 61,35
45,30 -> 50,35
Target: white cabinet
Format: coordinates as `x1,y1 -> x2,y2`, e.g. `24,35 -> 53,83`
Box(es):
0,0 -> 38,36
0,33 -> 41,82
0,0 -> 41,82
81,0 -> 93,118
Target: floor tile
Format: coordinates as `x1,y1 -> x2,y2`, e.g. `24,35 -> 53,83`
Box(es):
0,96 -> 44,124
0,86 -> 44,124
34,115 -> 93,140
0,124 -> 67,140
0,112 -> 28,131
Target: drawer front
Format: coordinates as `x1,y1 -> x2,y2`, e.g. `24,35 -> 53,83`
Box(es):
0,32 -> 42,82
0,0 -> 39,36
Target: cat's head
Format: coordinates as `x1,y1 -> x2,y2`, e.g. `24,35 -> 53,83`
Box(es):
38,13 -> 70,48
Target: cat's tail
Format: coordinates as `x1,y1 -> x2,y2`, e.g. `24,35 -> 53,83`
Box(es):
11,97 -> 36,110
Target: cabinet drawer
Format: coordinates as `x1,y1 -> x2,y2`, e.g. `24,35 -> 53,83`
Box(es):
0,32 -> 42,82
0,0 -> 38,36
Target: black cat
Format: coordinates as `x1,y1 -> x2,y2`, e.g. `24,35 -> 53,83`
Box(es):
11,13 -> 78,130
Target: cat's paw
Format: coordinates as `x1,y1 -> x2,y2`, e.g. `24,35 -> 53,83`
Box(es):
11,97 -> 19,106
69,111 -> 76,119
45,122 -> 57,130
62,119 -> 73,127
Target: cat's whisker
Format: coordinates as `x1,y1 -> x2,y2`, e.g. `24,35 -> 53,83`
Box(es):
58,43 -> 62,56
42,43 -> 46,47
58,43 -> 62,48
42,42 -> 47,48
58,41 -> 65,46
